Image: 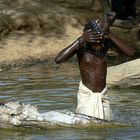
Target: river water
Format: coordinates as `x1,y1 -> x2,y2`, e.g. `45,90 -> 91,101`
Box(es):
0,62 -> 140,140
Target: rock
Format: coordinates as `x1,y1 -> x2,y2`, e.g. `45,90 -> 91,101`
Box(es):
117,74 -> 140,88
107,59 -> 140,88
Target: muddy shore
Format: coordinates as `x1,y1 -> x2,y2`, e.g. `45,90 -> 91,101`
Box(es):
0,0 -> 139,71
0,0 -> 103,71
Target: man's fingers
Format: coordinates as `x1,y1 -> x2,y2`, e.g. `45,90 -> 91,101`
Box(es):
89,35 -> 105,43
89,39 -> 102,43
89,33 -> 103,37
90,40 -> 100,43
89,35 -> 104,40
89,35 -> 103,39
83,29 -> 104,43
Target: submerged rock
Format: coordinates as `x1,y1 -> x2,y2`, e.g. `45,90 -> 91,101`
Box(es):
107,58 -> 140,88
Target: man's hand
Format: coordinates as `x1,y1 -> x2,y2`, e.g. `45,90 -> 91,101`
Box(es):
101,11 -> 117,35
81,30 -> 104,43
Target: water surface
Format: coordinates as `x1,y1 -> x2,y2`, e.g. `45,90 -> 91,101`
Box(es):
0,63 -> 139,140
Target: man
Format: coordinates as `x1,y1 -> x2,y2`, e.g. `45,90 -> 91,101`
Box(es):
55,12 -> 133,121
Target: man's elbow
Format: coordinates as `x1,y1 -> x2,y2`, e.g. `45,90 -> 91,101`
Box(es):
55,56 -> 63,64
55,57 -> 60,64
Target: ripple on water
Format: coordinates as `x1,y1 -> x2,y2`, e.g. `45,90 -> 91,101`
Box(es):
0,64 -> 139,140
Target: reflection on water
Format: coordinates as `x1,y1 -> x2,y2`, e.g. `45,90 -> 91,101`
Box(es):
0,63 -> 140,140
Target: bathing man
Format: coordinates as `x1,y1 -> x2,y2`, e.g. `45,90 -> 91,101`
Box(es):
55,12 -> 133,121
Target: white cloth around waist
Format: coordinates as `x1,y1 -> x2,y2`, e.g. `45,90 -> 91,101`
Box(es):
76,81 -> 112,121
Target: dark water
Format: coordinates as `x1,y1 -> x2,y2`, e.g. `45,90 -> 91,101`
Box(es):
0,63 -> 140,140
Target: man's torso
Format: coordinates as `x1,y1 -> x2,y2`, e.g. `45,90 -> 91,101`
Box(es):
77,44 -> 108,92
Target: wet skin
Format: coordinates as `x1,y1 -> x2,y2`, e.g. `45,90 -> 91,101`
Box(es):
55,17 -> 134,92
77,43 -> 108,92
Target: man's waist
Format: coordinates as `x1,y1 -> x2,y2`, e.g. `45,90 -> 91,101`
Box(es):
79,81 -> 107,94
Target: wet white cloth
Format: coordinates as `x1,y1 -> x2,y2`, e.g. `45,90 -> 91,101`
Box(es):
76,81 -> 112,121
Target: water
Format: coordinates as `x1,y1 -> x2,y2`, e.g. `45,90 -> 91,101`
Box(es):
0,63 -> 140,140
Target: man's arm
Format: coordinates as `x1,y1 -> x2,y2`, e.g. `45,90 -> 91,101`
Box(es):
55,31 -> 103,64
55,37 -> 82,64
107,31 -> 134,57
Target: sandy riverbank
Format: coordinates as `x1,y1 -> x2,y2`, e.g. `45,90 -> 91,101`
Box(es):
0,24 -> 83,71
0,0 -> 102,71
0,0 -> 139,71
